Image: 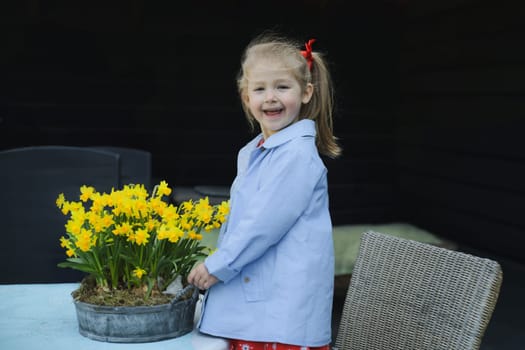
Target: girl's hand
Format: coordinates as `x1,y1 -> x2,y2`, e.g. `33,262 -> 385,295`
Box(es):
187,262 -> 219,290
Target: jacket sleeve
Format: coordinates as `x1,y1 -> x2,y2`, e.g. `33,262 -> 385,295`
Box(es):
205,144 -> 324,283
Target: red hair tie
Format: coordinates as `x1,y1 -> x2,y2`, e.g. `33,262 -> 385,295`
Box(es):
300,38 -> 316,71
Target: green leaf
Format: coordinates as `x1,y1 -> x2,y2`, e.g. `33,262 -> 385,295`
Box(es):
57,261 -> 97,274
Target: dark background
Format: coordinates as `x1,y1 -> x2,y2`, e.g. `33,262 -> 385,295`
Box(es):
1,0 -> 524,264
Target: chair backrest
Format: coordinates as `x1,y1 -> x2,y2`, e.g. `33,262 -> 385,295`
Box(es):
334,231 -> 503,350
0,146 -> 120,283
88,146 -> 152,189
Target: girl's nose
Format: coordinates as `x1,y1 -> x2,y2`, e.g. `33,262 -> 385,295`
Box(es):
264,89 -> 277,102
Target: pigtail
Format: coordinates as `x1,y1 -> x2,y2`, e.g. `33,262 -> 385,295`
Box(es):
304,48 -> 342,159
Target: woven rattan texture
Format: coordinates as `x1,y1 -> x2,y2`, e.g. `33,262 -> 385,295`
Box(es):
334,231 -> 502,350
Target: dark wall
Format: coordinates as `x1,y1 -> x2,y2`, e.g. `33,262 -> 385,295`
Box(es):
398,0 -> 525,261
6,1 -> 522,263
0,1 -> 400,226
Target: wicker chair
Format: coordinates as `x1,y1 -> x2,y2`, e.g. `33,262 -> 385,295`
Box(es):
334,231 -> 503,350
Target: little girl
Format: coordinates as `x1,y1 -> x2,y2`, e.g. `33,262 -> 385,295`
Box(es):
188,31 -> 342,350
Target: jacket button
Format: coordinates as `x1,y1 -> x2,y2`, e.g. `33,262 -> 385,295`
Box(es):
243,277 -> 250,283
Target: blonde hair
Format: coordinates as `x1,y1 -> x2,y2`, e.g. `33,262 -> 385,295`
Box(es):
237,32 -> 342,159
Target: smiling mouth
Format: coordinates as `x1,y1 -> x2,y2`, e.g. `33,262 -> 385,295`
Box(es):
263,108 -> 283,117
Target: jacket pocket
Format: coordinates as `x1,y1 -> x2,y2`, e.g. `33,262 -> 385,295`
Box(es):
240,251 -> 275,302
240,265 -> 265,302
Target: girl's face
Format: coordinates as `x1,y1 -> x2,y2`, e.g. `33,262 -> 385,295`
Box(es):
243,59 -> 313,139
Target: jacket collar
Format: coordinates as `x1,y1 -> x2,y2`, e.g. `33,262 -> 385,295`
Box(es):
253,119 -> 316,150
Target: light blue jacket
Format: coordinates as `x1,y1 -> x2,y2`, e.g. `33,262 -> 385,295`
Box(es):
198,119 -> 334,346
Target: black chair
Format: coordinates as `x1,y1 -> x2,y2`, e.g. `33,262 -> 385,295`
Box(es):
88,146 -> 152,189
171,185 -> 230,206
0,146 -> 120,283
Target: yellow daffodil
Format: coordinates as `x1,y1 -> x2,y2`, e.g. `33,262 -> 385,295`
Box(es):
56,193 -> 65,208
134,228 -> 150,245
156,180 -> 172,197
75,228 -> 94,252
79,185 -> 95,202
132,267 -> 147,279
57,181 -> 230,297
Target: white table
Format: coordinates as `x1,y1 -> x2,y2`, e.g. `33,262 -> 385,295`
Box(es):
0,283 -> 228,350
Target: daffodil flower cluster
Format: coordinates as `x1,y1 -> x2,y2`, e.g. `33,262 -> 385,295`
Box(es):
56,181 -> 229,296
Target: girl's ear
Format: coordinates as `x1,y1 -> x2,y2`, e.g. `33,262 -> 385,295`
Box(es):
302,83 -> 314,104
242,92 -> 250,107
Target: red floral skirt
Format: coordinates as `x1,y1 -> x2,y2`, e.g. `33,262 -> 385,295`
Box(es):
229,339 -> 330,350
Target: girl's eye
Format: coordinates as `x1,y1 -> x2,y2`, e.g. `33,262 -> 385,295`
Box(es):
277,85 -> 290,90
253,87 -> 264,92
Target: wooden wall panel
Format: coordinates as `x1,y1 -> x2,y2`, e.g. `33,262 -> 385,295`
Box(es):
4,1 -> 523,262
402,202 -> 524,261
0,1 -> 401,229
397,146 -> 525,192
399,0 -> 525,261
401,66 -> 525,95
399,173 -> 524,227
